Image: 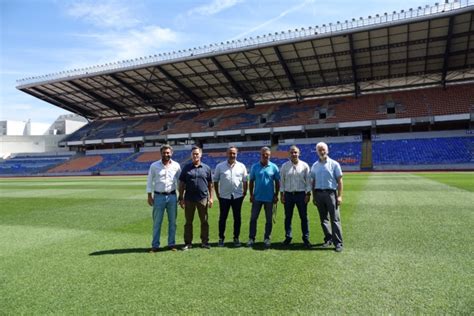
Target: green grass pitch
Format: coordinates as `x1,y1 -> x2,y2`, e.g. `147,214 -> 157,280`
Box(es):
1,172 -> 473,314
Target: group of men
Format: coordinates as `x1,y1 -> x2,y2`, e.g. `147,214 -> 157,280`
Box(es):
146,142 -> 344,253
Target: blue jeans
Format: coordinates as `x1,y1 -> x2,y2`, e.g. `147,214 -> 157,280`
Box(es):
249,200 -> 274,240
284,192 -> 309,241
152,194 -> 177,248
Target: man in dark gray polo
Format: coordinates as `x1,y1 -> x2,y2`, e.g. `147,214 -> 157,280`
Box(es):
310,142 -> 344,252
178,146 -> 213,250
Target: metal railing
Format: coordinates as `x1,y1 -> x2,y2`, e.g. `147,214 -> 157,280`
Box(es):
16,0 -> 472,87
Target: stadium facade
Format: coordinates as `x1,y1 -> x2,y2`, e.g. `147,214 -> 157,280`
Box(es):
1,0 -> 473,176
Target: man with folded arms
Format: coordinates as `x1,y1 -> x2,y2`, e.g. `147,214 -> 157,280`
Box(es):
147,144 -> 181,252
213,146 -> 248,247
280,145 -> 312,248
310,142 -> 344,252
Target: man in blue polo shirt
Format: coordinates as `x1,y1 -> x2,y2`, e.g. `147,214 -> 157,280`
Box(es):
178,146 -> 213,250
248,146 -> 280,248
310,142 -> 344,252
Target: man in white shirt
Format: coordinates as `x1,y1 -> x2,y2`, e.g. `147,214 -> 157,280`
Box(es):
279,145 -> 312,248
146,144 -> 181,252
213,146 -> 248,247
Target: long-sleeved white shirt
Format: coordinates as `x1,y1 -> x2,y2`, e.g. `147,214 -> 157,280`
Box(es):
279,159 -> 312,193
146,159 -> 181,193
213,160 -> 248,199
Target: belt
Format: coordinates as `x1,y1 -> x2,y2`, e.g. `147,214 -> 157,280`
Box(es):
284,191 -> 305,195
154,190 -> 176,195
315,189 -> 336,193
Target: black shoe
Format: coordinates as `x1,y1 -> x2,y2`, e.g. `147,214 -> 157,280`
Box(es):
149,247 -> 160,253
335,245 -> 343,252
168,245 -> 177,251
247,239 -> 255,247
303,240 -> 312,248
233,238 -> 241,247
201,243 -> 211,249
282,238 -> 292,245
321,240 -> 333,248
182,244 -> 192,251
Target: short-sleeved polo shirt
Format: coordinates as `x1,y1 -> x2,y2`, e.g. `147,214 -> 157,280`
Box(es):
250,161 -> 280,203
179,162 -> 212,201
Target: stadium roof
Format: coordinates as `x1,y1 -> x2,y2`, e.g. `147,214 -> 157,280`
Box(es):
17,1 -> 474,120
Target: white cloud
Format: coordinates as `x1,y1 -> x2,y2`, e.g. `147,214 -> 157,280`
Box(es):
66,0 -> 140,29
187,0 -> 243,16
230,0 -> 314,40
73,25 -> 180,62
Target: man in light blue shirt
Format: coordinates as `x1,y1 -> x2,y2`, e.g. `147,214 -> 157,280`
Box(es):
248,147 -> 280,248
310,142 -> 344,252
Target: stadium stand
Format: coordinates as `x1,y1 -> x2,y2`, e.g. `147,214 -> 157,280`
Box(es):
0,152 -> 75,175
59,84 -> 473,144
8,3 -> 474,176
372,131 -> 474,170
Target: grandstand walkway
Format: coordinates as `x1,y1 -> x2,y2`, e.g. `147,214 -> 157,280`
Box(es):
361,139 -> 373,170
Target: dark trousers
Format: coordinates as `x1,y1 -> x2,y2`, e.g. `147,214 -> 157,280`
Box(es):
314,190 -> 343,246
218,196 -> 244,240
184,199 -> 209,244
249,200 -> 274,240
284,192 -> 309,241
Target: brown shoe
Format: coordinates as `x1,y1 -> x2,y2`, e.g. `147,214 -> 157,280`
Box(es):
149,247 -> 160,253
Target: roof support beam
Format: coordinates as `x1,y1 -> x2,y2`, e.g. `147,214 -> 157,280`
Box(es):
441,16 -> 455,88
109,74 -> 169,112
210,57 -> 255,109
155,66 -> 207,109
67,81 -> 134,116
25,87 -> 96,119
274,46 -> 301,100
348,34 -> 360,97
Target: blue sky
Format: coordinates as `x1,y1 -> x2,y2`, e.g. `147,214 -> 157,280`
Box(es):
1,0 -> 422,124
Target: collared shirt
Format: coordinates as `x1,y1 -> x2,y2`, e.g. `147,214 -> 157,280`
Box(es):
310,157 -> 343,190
179,162 -> 212,202
213,160 -> 248,199
146,159 -> 181,193
280,159 -> 312,193
249,161 -> 280,203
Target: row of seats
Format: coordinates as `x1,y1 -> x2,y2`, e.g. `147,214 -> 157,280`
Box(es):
372,137 -> 473,165
62,84 -> 473,142
1,136 -> 471,175
0,156 -> 72,175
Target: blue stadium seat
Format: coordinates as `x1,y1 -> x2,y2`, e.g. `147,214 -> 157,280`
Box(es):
372,137 -> 473,165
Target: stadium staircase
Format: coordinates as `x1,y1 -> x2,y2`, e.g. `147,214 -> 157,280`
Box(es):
360,139 -> 373,170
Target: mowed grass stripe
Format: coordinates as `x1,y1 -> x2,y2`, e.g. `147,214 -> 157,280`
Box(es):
1,173 -> 472,314
345,173 -> 473,313
416,172 -> 474,192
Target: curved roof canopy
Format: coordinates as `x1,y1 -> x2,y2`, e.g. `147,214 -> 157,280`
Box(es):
17,2 -> 474,120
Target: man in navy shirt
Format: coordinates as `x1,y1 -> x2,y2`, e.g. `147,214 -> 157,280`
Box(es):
178,146 -> 214,250
248,147 -> 280,249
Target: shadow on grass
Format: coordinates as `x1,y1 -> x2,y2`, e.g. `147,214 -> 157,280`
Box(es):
89,247 -> 169,256
249,242 -> 336,252
89,242 -> 337,255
